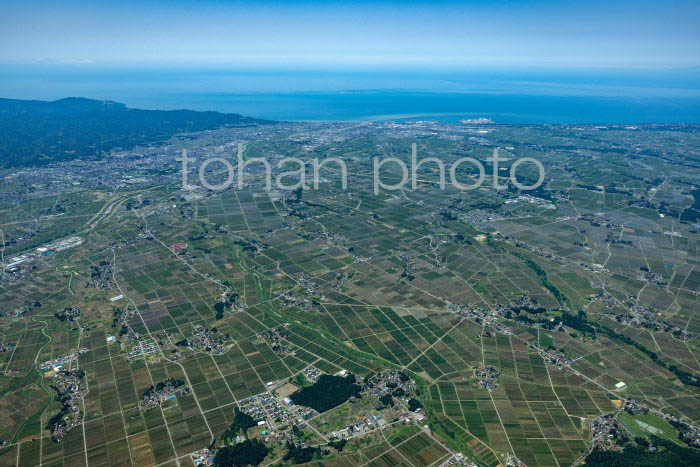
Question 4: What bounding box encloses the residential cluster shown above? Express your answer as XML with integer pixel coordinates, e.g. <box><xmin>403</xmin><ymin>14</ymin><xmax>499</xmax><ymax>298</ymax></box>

<box><xmin>300</xmin><ymin>365</ymin><xmax>323</xmax><ymax>384</ymax></box>
<box><xmin>141</xmin><ymin>378</ymin><xmax>190</xmax><ymax>410</ymax></box>
<box><xmin>472</xmin><ymin>365</ymin><xmax>500</xmax><ymax>391</ymax></box>
<box><xmin>239</xmin><ymin>391</ymin><xmax>317</xmax><ymax>431</ymax></box>
<box><xmin>54</xmin><ymin>305</ymin><xmax>81</xmax><ymax>323</ymax></box>
<box><xmin>640</xmin><ymin>271</ymin><xmax>668</xmax><ymax>290</ymax></box>
<box><xmin>590</xmin><ymin>413</ymin><xmax>625</xmax><ymax>450</ymax></box>
<box><xmin>127</xmin><ymin>337</ymin><xmax>159</xmax><ymax>358</ymax></box>
<box><xmin>87</xmin><ymin>260</ymin><xmax>115</xmax><ymax>289</ymax></box>
<box><xmin>258</xmin><ymin>325</ymin><xmax>295</xmax><ymax>356</ymax></box>
<box><xmin>0</xmin><ymin>303</ymin><xmax>36</xmax><ymax>318</ymax></box>
<box><xmin>177</xmin><ymin>326</ymin><xmax>231</xmax><ymax>355</ymax></box>
<box><xmin>505</xmin><ymin>452</ymin><xmax>527</xmax><ymax>466</ymax></box>
<box><xmin>441</xmin><ymin>452</ymin><xmax>478</xmax><ymax>466</ymax></box>
<box><xmin>281</xmin><ymin>291</ymin><xmax>322</xmax><ymax>313</ymax></box>
<box><xmin>39</xmin><ymin>349</ymin><xmax>90</xmax><ymax>373</ymax></box>
<box><xmin>615</xmin><ymin>303</ymin><xmax>694</xmax><ymax>341</ymax></box>
<box><xmin>46</xmin><ymin>369</ymin><xmax>86</xmax><ymax>442</ymax></box>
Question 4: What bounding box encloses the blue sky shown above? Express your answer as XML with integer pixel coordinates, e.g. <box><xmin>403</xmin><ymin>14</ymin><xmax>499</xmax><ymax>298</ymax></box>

<box><xmin>2</xmin><ymin>0</ymin><xmax>699</xmax><ymax>70</ymax></box>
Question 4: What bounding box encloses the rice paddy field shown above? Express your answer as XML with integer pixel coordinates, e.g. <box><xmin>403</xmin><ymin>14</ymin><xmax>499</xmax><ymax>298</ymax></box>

<box><xmin>0</xmin><ymin>123</ymin><xmax>699</xmax><ymax>466</ymax></box>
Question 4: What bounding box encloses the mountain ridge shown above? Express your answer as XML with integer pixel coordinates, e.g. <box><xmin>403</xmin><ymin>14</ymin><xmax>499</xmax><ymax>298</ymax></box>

<box><xmin>0</xmin><ymin>97</ymin><xmax>272</xmax><ymax>167</ymax></box>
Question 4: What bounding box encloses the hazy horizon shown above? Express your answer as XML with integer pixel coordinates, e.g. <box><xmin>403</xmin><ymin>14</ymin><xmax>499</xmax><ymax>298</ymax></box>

<box><xmin>3</xmin><ymin>1</ymin><xmax>699</xmax><ymax>123</ymax></box>
<box><xmin>2</xmin><ymin>66</ymin><xmax>700</xmax><ymax>123</ymax></box>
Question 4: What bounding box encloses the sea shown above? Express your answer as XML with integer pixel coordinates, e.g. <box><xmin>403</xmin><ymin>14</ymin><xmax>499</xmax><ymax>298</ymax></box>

<box><xmin>2</xmin><ymin>65</ymin><xmax>700</xmax><ymax>123</ymax></box>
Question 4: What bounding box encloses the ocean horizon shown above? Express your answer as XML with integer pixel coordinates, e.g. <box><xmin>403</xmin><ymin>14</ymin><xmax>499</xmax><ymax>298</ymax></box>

<box><xmin>2</xmin><ymin>66</ymin><xmax>700</xmax><ymax>123</ymax></box>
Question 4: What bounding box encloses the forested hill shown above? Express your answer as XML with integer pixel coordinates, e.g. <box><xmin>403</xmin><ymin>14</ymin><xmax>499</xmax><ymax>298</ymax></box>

<box><xmin>0</xmin><ymin>97</ymin><xmax>271</xmax><ymax>167</ymax></box>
